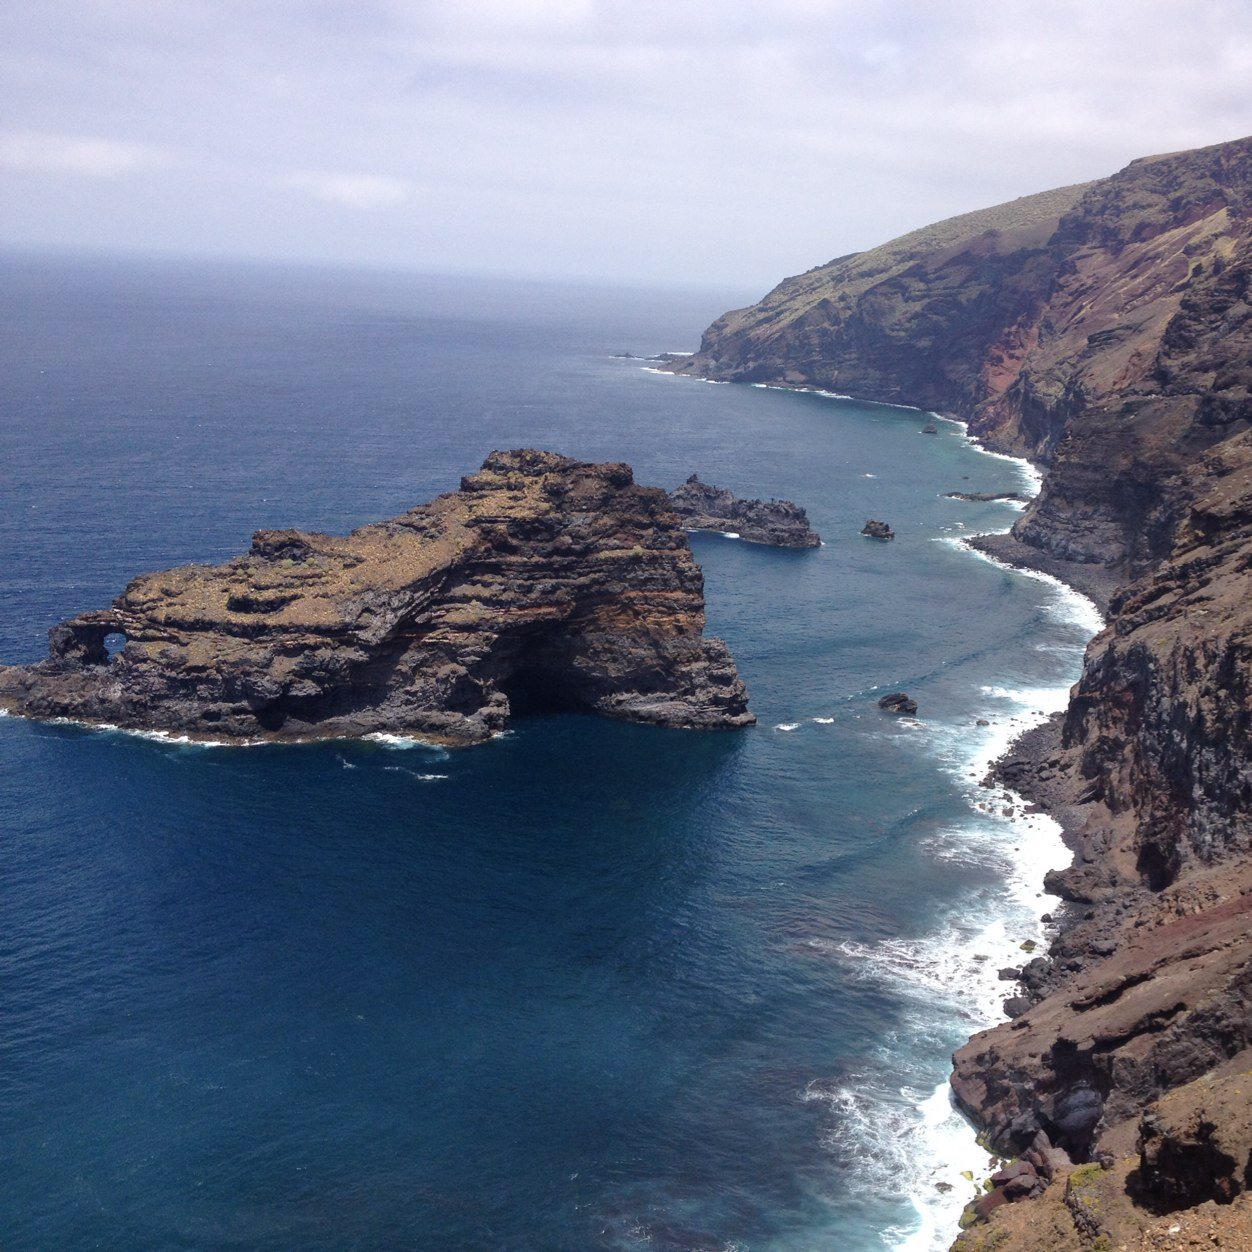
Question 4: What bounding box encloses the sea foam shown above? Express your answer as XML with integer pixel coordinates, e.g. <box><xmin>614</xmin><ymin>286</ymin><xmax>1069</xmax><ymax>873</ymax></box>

<box><xmin>830</xmin><ymin>472</ymin><xmax>1101</xmax><ymax>1247</ymax></box>
<box><xmin>362</xmin><ymin>731</ymin><xmax>450</xmax><ymax>754</ymax></box>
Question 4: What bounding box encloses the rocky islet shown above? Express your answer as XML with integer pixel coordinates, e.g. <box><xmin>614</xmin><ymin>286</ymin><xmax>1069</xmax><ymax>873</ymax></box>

<box><xmin>0</xmin><ymin>450</ymin><xmax>755</xmax><ymax>744</ymax></box>
<box><xmin>664</xmin><ymin>473</ymin><xmax>821</xmax><ymax>547</ymax></box>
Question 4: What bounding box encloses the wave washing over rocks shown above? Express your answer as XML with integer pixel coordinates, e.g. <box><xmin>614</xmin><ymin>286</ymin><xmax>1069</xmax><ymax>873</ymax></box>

<box><xmin>652</xmin><ymin>132</ymin><xmax>1252</xmax><ymax>1245</ymax></box>
<box><xmin>643</xmin><ymin>377</ymin><xmax>1105</xmax><ymax>1247</ymax></box>
<box><xmin>784</xmin><ymin>433</ymin><xmax>1103</xmax><ymax>1249</ymax></box>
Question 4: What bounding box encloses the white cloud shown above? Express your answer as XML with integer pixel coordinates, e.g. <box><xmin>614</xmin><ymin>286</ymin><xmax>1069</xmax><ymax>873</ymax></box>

<box><xmin>0</xmin><ymin>130</ymin><xmax>168</xmax><ymax>177</ymax></box>
<box><xmin>1</xmin><ymin>0</ymin><xmax>1251</xmax><ymax>283</ymax></box>
<box><xmin>283</xmin><ymin>169</ymin><xmax>414</xmax><ymax>211</ymax></box>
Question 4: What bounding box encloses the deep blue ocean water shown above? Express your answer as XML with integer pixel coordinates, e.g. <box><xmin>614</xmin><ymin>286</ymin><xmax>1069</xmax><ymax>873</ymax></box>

<box><xmin>0</xmin><ymin>253</ymin><xmax>1100</xmax><ymax>1251</ymax></box>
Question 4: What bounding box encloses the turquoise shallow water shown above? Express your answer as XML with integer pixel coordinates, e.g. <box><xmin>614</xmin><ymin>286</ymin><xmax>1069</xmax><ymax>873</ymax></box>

<box><xmin>0</xmin><ymin>254</ymin><xmax>1098</xmax><ymax>1250</ymax></box>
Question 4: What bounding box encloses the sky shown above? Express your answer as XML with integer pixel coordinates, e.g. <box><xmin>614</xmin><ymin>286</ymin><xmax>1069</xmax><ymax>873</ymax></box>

<box><xmin>3</xmin><ymin>0</ymin><xmax>1251</xmax><ymax>291</ymax></box>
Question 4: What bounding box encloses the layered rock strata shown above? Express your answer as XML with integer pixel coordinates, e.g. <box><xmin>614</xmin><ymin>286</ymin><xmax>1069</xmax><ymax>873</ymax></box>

<box><xmin>669</xmin><ymin>135</ymin><xmax>1252</xmax><ymax>583</ymax></box>
<box><xmin>0</xmin><ymin>450</ymin><xmax>754</xmax><ymax>743</ymax></box>
<box><xmin>669</xmin><ymin>135</ymin><xmax>1252</xmax><ymax>1247</ymax></box>
<box><xmin>665</xmin><ymin>475</ymin><xmax>821</xmax><ymax>547</ymax></box>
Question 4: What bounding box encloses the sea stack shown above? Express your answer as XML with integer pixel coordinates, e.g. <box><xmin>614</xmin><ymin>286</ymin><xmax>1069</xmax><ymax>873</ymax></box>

<box><xmin>666</xmin><ymin>474</ymin><xmax>821</xmax><ymax>547</ymax></box>
<box><xmin>877</xmin><ymin>692</ymin><xmax>918</xmax><ymax>715</ymax></box>
<box><xmin>0</xmin><ymin>450</ymin><xmax>755</xmax><ymax>744</ymax></box>
<box><xmin>861</xmin><ymin>519</ymin><xmax>894</xmax><ymax>540</ymax></box>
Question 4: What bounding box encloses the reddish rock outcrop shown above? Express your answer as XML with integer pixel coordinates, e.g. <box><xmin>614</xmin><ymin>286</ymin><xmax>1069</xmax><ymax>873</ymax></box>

<box><xmin>668</xmin><ymin>134</ymin><xmax>1252</xmax><ymax>1248</ymax></box>
<box><xmin>0</xmin><ymin>450</ymin><xmax>754</xmax><ymax>743</ymax></box>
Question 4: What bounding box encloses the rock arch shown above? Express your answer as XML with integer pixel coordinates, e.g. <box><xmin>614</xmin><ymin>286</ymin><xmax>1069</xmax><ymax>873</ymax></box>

<box><xmin>48</xmin><ymin>611</ymin><xmax>127</xmax><ymax>666</ymax></box>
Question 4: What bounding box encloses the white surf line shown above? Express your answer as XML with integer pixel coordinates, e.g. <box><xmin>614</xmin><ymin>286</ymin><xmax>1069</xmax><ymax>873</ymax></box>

<box><xmin>880</xmin><ymin>472</ymin><xmax>1103</xmax><ymax>1248</ymax></box>
<box><xmin>944</xmin><ymin>536</ymin><xmax>1106</xmax><ymax>638</ymax></box>
<box><xmin>32</xmin><ymin>716</ymin><xmax>242</xmax><ymax>748</ymax></box>
<box><xmin>640</xmin><ymin>366</ymin><xmax>730</xmax><ymax>383</ymax></box>
<box><xmin>6</xmin><ymin>712</ymin><xmax>456</xmax><ymax>756</ymax></box>
<box><xmin>362</xmin><ymin>731</ymin><xmax>450</xmax><ymax>754</ymax></box>
<box><xmin>939</xmin><ymin>415</ymin><xmax>1045</xmax><ymax>497</ymax></box>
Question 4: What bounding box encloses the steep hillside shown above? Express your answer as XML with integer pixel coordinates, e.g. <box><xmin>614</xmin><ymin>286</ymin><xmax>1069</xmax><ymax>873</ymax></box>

<box><xmin>671</xmin><ymin>136</ymin><xmax>1252</xmax><ymax>582</ymax></box>
<box><xmin>671</xmin><ymin>136</ymin><xmax>1252</xmax><ymax>1249</ymax></box>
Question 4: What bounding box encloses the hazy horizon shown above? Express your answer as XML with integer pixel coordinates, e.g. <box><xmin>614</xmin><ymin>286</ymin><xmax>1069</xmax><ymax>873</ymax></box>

<box><xmin>4</xmin><ymin>1</ymin><xmax>1251</xmax><ymax>289</ymax></box>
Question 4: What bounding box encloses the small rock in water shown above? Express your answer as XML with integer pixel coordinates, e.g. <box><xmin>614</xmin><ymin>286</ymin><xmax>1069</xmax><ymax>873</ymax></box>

<box><xmin>668</xmin><ymin>474</ymin><xmax>821</xmax><ymax>547</ymax></box>
<box><xmin>861</xmin><ymin>518</ymin><xmax>895</xmax><ymax>540</ymax></box>
<box><xmin>877</xmin><ymin>692</ymin><xmax>918</xmax><ymax>715</ymax></box>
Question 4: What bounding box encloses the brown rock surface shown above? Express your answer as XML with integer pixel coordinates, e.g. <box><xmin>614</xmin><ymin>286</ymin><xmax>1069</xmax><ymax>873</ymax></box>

<box><xmin>951</xmin><ymin>1064</ymin><xmax>1252</xmax><ymax>1252</ymax></box>
<box><xmin>665</xmin><ymin>134</ymin><xmax>1252</xmax><ymax>1248</ymax></box>
<box><xmin>0</xmin><ymin>450</ymin><xmax>754</xmax><ymax>744</ymax></box>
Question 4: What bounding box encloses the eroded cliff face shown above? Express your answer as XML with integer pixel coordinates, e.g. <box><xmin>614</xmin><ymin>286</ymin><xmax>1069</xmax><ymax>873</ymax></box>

<box><xmin>673</xmin><ymin>135</ymin><xmax>1252</xmax><ymax>1248</ymax></box>
<box><xmin>670</xmin><ymin>181</ymin><xmax>1092</xmax><ymax>426</ymax></box>
<box><xmin>671</xmin><ymin>135</ymin><xmax>1252</xmax><ymax>580</ymax></box>
<box><xmin>0</xmin><ymin>450</ymin><xmax>754</xmax><ymax>743</ymax></box>
<box><xmin>1064</xmin><ymin>431</ymin><xmax>1252</xmax><ymax>879</ymax></box>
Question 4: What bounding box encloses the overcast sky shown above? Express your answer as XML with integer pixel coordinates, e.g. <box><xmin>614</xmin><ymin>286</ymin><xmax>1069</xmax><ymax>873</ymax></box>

<box><xmin>3</xmin><ymin>1</ymin><xmax>1251</xmax><ymax>290</ymax></box>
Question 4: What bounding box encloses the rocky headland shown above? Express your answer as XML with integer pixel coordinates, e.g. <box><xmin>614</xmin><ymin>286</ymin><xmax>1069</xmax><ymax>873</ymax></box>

<box><xmin>668</xmin><ymin>135</ymin><xmax>1252</xmax><ymax>1248</ymax></box>
<box><xmin>665</xmin><ymin>474</ymin><xmax>821</xmax><ymax>547</ymax></box>
<box><xmin>0</xmin><ymin>450</ymin><xmax>754</xmax><ymax>744</ymax></box>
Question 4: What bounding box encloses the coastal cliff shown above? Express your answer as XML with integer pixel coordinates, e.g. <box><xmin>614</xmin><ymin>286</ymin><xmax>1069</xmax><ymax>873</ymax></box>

<box><xmin>0</xmin><ymin>450</ymin><xmax>753</xmax><ymax>743</ymax></box>
<box><xmin>670</xmin><ymin>136</ymin><xmax>1252</xmax><ymax>1247</ymax></box>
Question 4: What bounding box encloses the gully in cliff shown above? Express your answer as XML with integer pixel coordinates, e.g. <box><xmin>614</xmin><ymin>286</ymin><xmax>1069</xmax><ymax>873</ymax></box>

<box><xmin>0</xmin><ymin>450</ymin><xmax>755</xmax><ymax>745</ymax></box>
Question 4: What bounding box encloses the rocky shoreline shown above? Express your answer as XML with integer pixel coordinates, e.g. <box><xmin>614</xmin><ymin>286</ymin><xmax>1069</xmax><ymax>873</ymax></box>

<box><xmin>664</xmin><ymin>133</ymin><xmax>1252</xmax><ymax>1248</ymax></box>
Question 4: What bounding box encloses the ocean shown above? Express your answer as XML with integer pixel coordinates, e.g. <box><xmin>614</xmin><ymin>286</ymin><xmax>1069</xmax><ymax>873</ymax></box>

<box><xmin>0</xmin><ymin>253</ymin><xmax>1100</xmax><ymax>1251</ymax></box>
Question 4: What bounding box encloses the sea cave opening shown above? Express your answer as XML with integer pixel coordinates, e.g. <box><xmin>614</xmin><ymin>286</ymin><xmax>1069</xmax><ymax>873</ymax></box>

<box><xmin>496</xmin><ymin>638</ymin><xmax>589</xmax><ymax>718</ymax></box>
<box><xmin>103</xmin><ymin>632</ymin><xmax>127</xmax><ymax>662</ymax></box>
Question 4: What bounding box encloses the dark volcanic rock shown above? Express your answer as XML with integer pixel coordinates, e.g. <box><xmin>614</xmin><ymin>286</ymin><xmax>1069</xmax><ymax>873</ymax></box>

<box><xmin>665</xmin><ymin>475</ymin><xmax>820</xmax><ymax>547</ymax></box>
<box><xmin>663</xmin><ymin>133</ymin><xmax>1252</xmax><ymax>1248</ymax></box>
<box><xmin>0</xmin><ymin>450</ymin><xmax>755</xmax><ymax>744</ymax></box>
<box><xmin>877</xmin><ymin>692</ymin><xmax>918</xmax><ymax>715</ymax></box>
<box><xmin>1062</xmin><ymin>431</ymin><xmax>1252</xmax><ymax>876</ymax></box>
<box><xmin>861</xmin><ymin>519</ymin><xmax>895</xmax><ymax>540</ymax></box>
